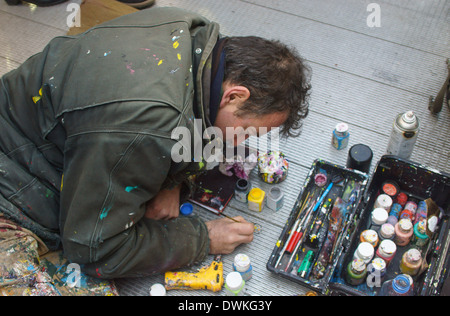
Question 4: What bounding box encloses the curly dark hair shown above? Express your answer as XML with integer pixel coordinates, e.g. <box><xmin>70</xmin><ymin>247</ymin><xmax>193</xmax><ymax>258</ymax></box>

<box><xmin>223</xmin><ymin>36</ymin><xmax>311</xmax><ymax>137</ymax></box>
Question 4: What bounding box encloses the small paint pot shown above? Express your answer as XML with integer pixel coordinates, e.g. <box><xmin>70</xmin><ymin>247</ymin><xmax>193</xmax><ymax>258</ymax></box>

<box><xmin>235</xmin><ymin>179</ymin><xmax>250</xmax><ymax>203</ymax></box>
<box><xmin>180</xmin><ymin>202</ymin><xmax>194</xmax><ymax>216</ymax></box>
<box><xmin>266</xmin><ymin>187</ymin><xmax>284</xmax><ymax>211</ymax></box>
<box><xmin>257</xmin><ymin>151</ymin><xmax>289</xmax><ymax>184</ymax></box>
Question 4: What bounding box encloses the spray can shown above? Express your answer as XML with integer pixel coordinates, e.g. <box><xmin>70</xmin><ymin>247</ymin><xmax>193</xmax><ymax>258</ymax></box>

<box><xmin>386</xmin><ymin>111</ymin><xmax>420</xmax><ymax>159</ymax></box>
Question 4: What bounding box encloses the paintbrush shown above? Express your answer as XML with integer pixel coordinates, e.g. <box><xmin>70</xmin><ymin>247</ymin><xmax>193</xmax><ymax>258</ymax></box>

<box><xmin>218</xmin><ymin>212</ymin><xmax>262</xmax><ymax>233</ymax></box>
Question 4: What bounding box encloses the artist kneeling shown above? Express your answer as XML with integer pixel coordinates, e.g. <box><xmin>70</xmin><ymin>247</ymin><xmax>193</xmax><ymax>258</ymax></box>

<box><xmin>0</xmin><ymin>7</ymin><xmax>311</xmax><ymax>279</ymax></box>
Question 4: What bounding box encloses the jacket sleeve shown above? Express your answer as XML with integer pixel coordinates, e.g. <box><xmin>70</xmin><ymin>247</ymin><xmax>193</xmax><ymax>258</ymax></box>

<box><xmin>59</xmin><ymin>120</ymin><xmax>209</xmax><ymax>279</ymax></box>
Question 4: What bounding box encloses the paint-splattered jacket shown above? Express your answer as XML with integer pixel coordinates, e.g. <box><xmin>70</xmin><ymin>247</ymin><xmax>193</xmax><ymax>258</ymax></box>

<box><xmin>0</xmin><ymin>7</ymin><xmax>220</xmax><ymax>278</ymax></box>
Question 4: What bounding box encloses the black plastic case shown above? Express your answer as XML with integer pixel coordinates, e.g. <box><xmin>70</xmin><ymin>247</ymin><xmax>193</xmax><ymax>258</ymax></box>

<box><xmin>267</xmin><ymin>156</ymin><xmax>450</xmax><ymax>296</ymax></box>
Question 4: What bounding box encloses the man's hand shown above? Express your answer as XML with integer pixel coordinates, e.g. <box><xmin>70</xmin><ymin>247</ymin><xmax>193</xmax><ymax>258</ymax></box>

<box><xmin>145</xmin><ymin>184</ymin><xmax>182</xmax><ymax>220</ymax></box>
<box><xmin>206</xmin><ymin>216</ymin><xmax>254</xmax><ymax>254</ymax></box>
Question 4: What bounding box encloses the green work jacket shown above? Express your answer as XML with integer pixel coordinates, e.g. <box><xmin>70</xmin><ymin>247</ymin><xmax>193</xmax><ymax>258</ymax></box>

<box><xmin>0</xmin><ymin>7</ymin><xmax>220</xmax><ymax>278</ymax></box>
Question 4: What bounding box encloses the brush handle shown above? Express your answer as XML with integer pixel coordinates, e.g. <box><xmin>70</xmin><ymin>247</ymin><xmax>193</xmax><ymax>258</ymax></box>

<box><xmin>312</xmin><ymin>183</ymin><xmax>334</xmax><ymax>213</ymax></box>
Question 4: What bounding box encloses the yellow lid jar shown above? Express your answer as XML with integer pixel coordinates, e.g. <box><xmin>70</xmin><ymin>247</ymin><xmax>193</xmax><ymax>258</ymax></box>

<box><xmin>248</xmin><ymin>188</ymin><xmax>265</xmax><ymax>212</ymax></box>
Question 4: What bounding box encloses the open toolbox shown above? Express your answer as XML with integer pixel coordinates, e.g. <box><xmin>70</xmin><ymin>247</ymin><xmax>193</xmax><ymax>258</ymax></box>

<box><xmin>267</xmin><ymin>156</ymin><xmax>450</xmax><ymax>296</ymax></box>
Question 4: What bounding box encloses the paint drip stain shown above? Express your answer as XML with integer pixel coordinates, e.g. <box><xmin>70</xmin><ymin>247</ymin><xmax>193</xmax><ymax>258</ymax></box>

<box><xmin>100</xmin><ymin>206</ymin><xmax>112</xmax><ymax>220</ymax></box>
<box><xmin>126</xmin><ymin>62</ymin><xmax>135</xmax><ymax>75</ymax></box>
<box><xmin>125</xmin><ymin>186</ymin><xmax>138</xmax><ymax>193</ymax></box>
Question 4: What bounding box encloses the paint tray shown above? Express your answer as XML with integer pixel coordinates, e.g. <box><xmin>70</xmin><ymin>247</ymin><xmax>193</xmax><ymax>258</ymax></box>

<box><xmin>267</xmin><ymin>156</ymin><xmax>450</xmax><ymax>295</ymax></box>
<box><xmin>266</xmin><ymin>159</ymin><xmax>369</xmax><ymax>294</ymax></box>
<box><xmin>328</xmin><ymin>155</ymin><xmax>450</xmax><ymax>296</ymax></box>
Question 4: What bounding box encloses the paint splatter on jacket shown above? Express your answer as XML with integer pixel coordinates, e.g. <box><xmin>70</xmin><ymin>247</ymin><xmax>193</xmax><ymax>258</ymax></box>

<box><xmin>0</xmin><ymin>7</ymin><xmax>220</xmax><ymax>278</ymax></box>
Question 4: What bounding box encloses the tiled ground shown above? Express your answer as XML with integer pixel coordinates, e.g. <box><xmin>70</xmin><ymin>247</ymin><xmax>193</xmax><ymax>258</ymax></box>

<box><xmin>1</xmin><ymin>0</ymin><xmax>449</xmax><ymax>296</ymax></box>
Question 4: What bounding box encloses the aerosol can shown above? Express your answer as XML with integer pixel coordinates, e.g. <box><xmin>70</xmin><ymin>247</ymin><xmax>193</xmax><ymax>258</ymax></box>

<box><xmin>386</xmin><ymin>111</ymin><xmax>420</xmax><ymax>160</ymax></box>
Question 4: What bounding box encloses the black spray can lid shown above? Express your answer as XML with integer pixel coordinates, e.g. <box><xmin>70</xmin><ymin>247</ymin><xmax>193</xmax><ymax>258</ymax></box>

<box><xmin>347</xmin><ymin>144</ymin><xmax>373</xmax><ymax>174</ymax></box>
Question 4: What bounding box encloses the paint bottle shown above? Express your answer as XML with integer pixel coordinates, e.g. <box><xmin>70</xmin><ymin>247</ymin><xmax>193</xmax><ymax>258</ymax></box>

<box><xmin>370</xmin><ymin>208</ymin><xmax>389</xmax><ymax>232</ymax></box>
<box><xmin>379</xmin><ymin>223</ymin><xmax>396</xmax><ymax>241</ymax></box>
<box><xmin>360</xmin><ymin>230</ymin><xmax>379</xmax><ymax>248</ymax></box>
<box><xmin>149</xmin><ymin>284</ymin><xmax>166</xmax><ymax>296</ymax></box>
<box><xmin>380</xmin><ymin>275</ymin><xmax>413</xmax><ymax>296</ymax></box>
<box><xmin>386</xmin><ymin>111</ymin><xmax>420</xmax><ymax>160</ymax></box>
<box><xmin>248</xmin><ymin>188</ymin><xmax>265</xmax><ymax>212</ymax></box>
<box><xmin>412</xmin><ymin>220</ymin><xmax>429</xmax><ymax>247</ymax></box>
<box><xmin>232</xmin><ymin>254</ymin><xmax>253</xmax><ymax>282</ymax></box>
<box><xmin>376</xmin><ymin>239</ymin><xmax>397</xmax><ymax>266</ymax></box>
<box><xmin>354</xmin><ymin>242</ymin><xmax>375</xmax><ymax>264</ymax></box>
<box><xmin>389</xmin><ymin>203</ymin><xmax>403</xmax><ymax>218</ymax></box>
<box><xmin>396</xmin><ymin>192</ymin><xmax>408</xmax><ymax>208</ymax></box>
<box><xmin>180</xmin><ymin>202</ymin><xmax>194</xmax><ymax>216</ymax></box>
<box><xmin>414</xmin><ymin>201</ymin><xmax>427</xmax><ymax>225</ymax></box>
<box><xmin>235</xmin><ymin>179</ymin><xmax>250</xmax><ymax>203</ymax></box>
<box><xmin>394</xmin><ymin>219</ymin><xmax>414</xmax><ymax>246</ymax></box>
<box><xmin>400</xmin><ymin>248</ymin><xmax>423</xmax><ymax>276</ymax></box>
<box><xmin>346</xmin><ymin>258</ymin><xmax>368</xmax><ymax>286</ymax></box>
<box><xmin>374</xmin><ymin>194</ymin><xmax>393</xmax><ymax>212</ymax></box>
<box><xmin>400</xmin><ymin>200</ymin><xmax>417</xmax><ymax>222</ymax></box>
<box><xmin>266</xmin><ymin>187</ymin><xmax>284</xmax><ymax>211</ymax></box>
<box><xmin>224</xmin><ymin>272</ymin><xmax>246</xmax><ymax>296</ymax></box>
<box><xmin>367</xmin><ymin>258</ymin><xmax>387</xmax><ymax>288</ymax></box>
<box><xmin>381</xmin><ymin>180</ymin><xmax>400</xmax><ymax>198</ymax></box>
<box><xmin>332</xmin><ymin>123</ymin><xmax>350</xmax><ymax>150</ymax></box>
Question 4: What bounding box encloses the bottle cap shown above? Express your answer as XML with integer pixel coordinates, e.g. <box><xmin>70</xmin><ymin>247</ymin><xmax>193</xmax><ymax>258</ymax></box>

<box><xmin>379</xmin><ymin>239</ymin><xmax>397</xmax><ymax>257</ymax></box>
<box><xmin>150</xmin><ymin>284</ymin><xmax>166</xmax><ymax>296</ymax></box>
<box><xmin>356</xmin><ymin>242</ymin><xmax>374</xmax><ymax>262</ymax></box>
<box><xmin>351</xmin><ymin>258</ymin><xmax>367</xmax><ymax>273</ymax></box>
<box><xmin>405</xmin><ymin>248</ymin><xmax>422</xmax><ymax>264</ymax></box>
<box><xmin>392</xmin><ymin>275</ymin><xmax>411</xmax><ymax>294</ymax></box>
<box><xmin>380</xmin><ymin>223</ymin><xmax>395</xmax><ymax>239</ymax></box>
<box><xmin>346</xmin><ymin>144</ymin><xmax>373</xmax><ymax>174</ymax></box>
<box><xmin>234</xmin><ymin>254</ymin><xmax>251</xmax><ymax>272</ymax></box>
<box><xmin>398</xmin><ymin>218</ymin><xmax>413</xmax><ymax>233</ymax></box>
<box><xmin>372</xmin><ymin>208</ymin><xmax>389</xmax><ymax>225</ymax></box>
<box><xmin>179</xmin><ymin>203</ymin><xmax>193</xmax><ymax>216</ymax></box>
<box><xmin>249</xmin><ymin>188</ymin><xmax>264</xmax><ymax>200</ymax></box>
<box><xmin>374</xmin><ymin>195</ymin><xmax>393</xmax><ymax>211</ymax></box>
<box><xmin>226</xmin><ymin>272</ymin><xmax>244</xmax><ymax>291</ymax></box>
<box><xmin>361</xmin><ymin>230</ymin><xmax>379</xmax><ymax>246</ymax></box>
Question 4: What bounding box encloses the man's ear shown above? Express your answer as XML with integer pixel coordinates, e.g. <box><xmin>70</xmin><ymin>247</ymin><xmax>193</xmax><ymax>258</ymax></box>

<box><xmin>220</xmin><ymin>85</ymin><xmax>250</xmax><ymax>108</ymax></box>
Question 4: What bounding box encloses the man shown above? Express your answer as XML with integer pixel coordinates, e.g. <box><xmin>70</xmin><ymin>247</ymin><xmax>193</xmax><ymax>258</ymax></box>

<box><xmin>0</xmin><ymin>7</ymin><xmax>311</xmax><ymax>279</ymax></box>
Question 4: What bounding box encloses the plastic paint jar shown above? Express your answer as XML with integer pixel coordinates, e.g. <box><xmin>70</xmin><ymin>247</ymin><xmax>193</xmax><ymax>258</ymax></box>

<box><xmin>374</xmin><ymin>194</ymin><xmax>393</xmax><ymax>212</ymax></box>
<box><xmin>376</xmin><ymin>239</ymin><xmax>397</xmax><ymax>266</ymax></box>
<box><xmin>379</xmin><ymin>223</ymin><xmax>396</xmax><ymax>241</ymax></box>
<box><xmin>400</xmin><ymin>248</ymin><xmax>423</xmax><ymax>276</ymax></box>
<box><xmin>380</xmin><ymin>275</ymin><xmax>413</xmax><ymax>296</ymax></box>
<box><xmin>389</xmin><ymin>203</ymin><xmax>403</xmax><ymax>218</ymax></box>
<box><xmin>149</xmin><ymin>284</ymin><xmax>166</xmax><ymax>296</ymax></box>
<box><xmin>396</xmin><ymin>192</ymin><xmax>408</xmax><ymax>207</ymax></box>
<box><xmin>180</xmin><ymin>202</ymin><xmax>194</xmax><ymax>216</ymax></box>
<box><xmin>266</xmin><ymin>187</ymin><xmax>284</xmax><ymax>211</ymax></box>
<box><xmin>412</xmin><ymin>220</ymin><xmax>429</xmax><ymax>247</ymax></box>
<box><xmin>400</xmin><ymin>201</ymin><xmax>418</xmax><ymax>221</ymax></box>
<box><xmin>235</xmin><ymin>179</ymin><xmax>250</xmax><ymax>203</ymax></box>
<box><xmin>346</xmin><ymin>258</ymin><xmax>368</xmax><ymax>286</ymax></box>
<box><xmin>394</xmin><ymin>219</ymin><xmax>414</xmax><ymax>247</ymax></box>
<box><xmin>225</xmin><ymin>272</ymin><xmax>246</xmax><ymax>296</ymax></box>
<box><xmin>414</xmin><ymin>201</ymin><xmax>427</xmax><ymax>225</ymax></box>
<box><xmin>354</xmin><ymin>242</ymin><xmax>375</xmax><ymax>264</ymax></box>
<box><xmin>248</xmin><ymin>188</ymin><xmax>265</xmax><ymax>212</ymax></box>
<box><xmin>232</xmin><ymin>254</ymin><xmax>253</xmax><ymax>282</ymax></box>
<box><xmin>370</xmin><ymin>208</ymin><xmax>389</xmax><ymax>232</ymax></box>
<box><xmin>332</xmin><ymin>123</ymin><xmax>350</xmax><ymax>150</ymax></box>
<box><xmin>360</xmin><ymin>230</ymin><xmax>379</xmax><ymax>247</ymax></box>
